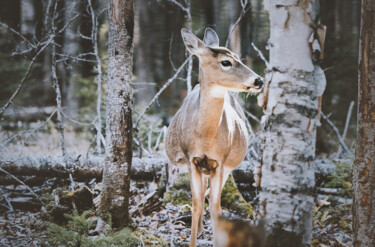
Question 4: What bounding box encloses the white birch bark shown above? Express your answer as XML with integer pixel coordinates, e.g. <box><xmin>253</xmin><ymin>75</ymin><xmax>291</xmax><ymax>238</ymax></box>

<box><xmin>259</xmin><ymin>1</ymin><xmax>326</xmax><ymax>246</ymax></box>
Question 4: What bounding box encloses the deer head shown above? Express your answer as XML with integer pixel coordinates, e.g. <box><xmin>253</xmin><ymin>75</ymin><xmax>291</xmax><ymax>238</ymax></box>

<box><xmin>181</xmin><ymin>28</ymin><xmax>263</xmax><ymax>96</ymax></box>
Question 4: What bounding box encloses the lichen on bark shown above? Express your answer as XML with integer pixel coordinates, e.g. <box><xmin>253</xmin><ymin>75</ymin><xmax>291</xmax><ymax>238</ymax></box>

<box><xmin>97</xmin><ymin>0</ymin><xmax>134</xmax><ymax>228</ymax></box>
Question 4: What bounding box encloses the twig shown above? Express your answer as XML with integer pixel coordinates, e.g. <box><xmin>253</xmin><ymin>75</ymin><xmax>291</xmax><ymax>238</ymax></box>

<box><xmin>1</xmin><ymin>109</ymin><xmax>57</xmax><ymax>146</ymax></box>
<box><xmin>225</xmin><ymin>0</ymin><xmax>252</xmax><ymax>48</ymax></box>
<box><xmin>86</xmin><ymin>134</ymin><xmax>97</xmax><ymax>158</ymax></box>
<box><xmin>0</xmin><ymin>167</ymin><xmax>45</xmax><ymax>207</ymax></box>
<box><xmin>244</xmin><ymin>109</ymin><xmax>260</xmax><ymax>123</ymax></box>
<box><xmin>321</xmin><ymin>112</ymin><xmax>354</xmax><ymax>157</ymax></box>
<box><xmin>251</xmin><ymin>42</ymin><xmax>269</xmax><ymax>67</ymax></box>
<box><xmin>169</xmin><ymin>34</ymin><xmax>176</xmax><ymax>71</ymax></box>
<box><xmin>2</xmin><ymin>194</ymin><xmax>14</xmax><ymax>213</ymax></box>
<box><xmin>60</xmin><ymin>108</ymin><xmax>97</xmax><ymax>126</ymax></box>
<box><xmin>134</xmin><ymin>55</ymin><xmax>191</xmax><ymax>128</ymax></box>
<box><xmin>140</xmin><ymin>236</ymin><xmax>145</xmax><ymax>247</ymax></box>
<box><xmin>0</xmin><ymin>21</ymin><xmax>35</xmax><ymax>49</ymax></box>
<box><xmin>88</xmin><ymin>0</ymin><xmax>104</xmax><ymax>154</ymax></box>
<box><xmin>0</xmin><ymin>35</ymin><xmax>55</xmax><ymax>118</ymax></box>
<box><xmin>51</xmin><ymin>1</ymin><xmax>67</xmax><ymax>158</ymax></box>
<box><xmin>147</xmin><ymin>125</ymin><xmax>153</xmax><ymax>154</ymax></box>
<box><xmin>168</xmin><ymin>0</ymin><xmax>193</xmax><ymax>93</ymax></box>
<box><xmin>153</xmin><ymin>127</ymin><xmax>166</xmax><ymax>151</ymax></box>
<box><xmin>336</xmin><ymin>101</ymin><xmax>354</xmax><ymax>157</ymax></box>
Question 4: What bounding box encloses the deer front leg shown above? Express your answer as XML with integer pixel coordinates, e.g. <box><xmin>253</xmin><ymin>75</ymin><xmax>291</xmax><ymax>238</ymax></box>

<box><xmin>198</xmin><ymin>176</ymin><xmax>208</xmax><ymax>234</ymax></box>
<box><xmin>209</xmin><ymin>165</ymin><xmax>223</xmax><ymax>246</ymax></box>
<box><xmin>189</xmin><ymin>164</ymin><xmax>203</xmax><ymax>247</ymax></box>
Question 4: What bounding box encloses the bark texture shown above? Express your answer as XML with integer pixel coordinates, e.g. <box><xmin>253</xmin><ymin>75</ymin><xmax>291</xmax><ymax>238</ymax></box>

<box><xmin>259</xmin><ymin>1</ymin><xmax>326</xmax><ymax>246</ymax></box>
<box><xmin>97</xmin><ymin>0</ymin><xmax>134</xmax><ymax>228</ymax></box>
<box><xmin>353</xmin><ymin>0</ymin><xmax>375</xmax><ymax>246</ymax></box>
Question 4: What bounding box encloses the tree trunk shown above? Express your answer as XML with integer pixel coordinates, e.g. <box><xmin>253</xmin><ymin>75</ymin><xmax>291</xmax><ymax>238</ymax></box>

<box><xmin>353</xmin><ymin>0</ymin><xmax>375</xmax><ymax>246</ymax></box>
<box><xmin>20</xmin><ymin>0</ymin><xmax>35</xmax><ymax>40</ymax></box>
<box><xmin>97</xmin><ymin>0</ymin><xmax>134</xmax><ymax>228</ymax></box>
<box><xmin>259</xmin><ymin>1</ymin><xmax>326</xmax><ymax>246</ymax></box>
<box><xmin>63</xmin><ymin>0</ymin><xmax>81</xmax><ymax>117</ymax></box>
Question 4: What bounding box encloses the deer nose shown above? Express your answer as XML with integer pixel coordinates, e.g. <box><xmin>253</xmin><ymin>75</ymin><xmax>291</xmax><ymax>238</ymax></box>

<box><xmin>254</xmin><ymin>77</ymin><xmax>264</xmax><ymax>87</ymax></box>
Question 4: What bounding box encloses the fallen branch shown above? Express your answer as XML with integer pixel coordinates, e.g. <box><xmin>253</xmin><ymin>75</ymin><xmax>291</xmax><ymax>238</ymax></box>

<box><xmin>0</xmin><ymin>155</ymin><xmax>337</xmax><ymax>186</ymax></box>
<box><xmin>0</xmin><ymin>167</ymin><xmax>45</xmax><ymax>207</ymax></box>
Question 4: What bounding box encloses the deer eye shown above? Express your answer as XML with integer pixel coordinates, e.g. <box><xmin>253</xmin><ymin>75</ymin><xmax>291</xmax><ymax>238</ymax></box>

<box><xmin>221</xmin><ymin>60</ymin><xmax>232</xmax><ymax>67</ymax></box>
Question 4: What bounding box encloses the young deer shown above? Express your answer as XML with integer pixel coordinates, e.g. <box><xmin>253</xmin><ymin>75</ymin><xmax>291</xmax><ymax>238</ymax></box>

<box><xmin>165</xmin><ymin>28</ymin><xmax>263</xmax><ymax>247</ymax></box>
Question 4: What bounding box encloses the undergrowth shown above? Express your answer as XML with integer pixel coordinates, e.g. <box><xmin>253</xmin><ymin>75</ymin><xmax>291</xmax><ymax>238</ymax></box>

<box><xmin>40</xmin><ymin>210</ymin><xmax>139</xmax><ymax>247</ymax></box>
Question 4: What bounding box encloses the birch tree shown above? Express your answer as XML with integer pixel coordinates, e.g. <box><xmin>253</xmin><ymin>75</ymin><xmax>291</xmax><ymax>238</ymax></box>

<box><xmin>353</xmin><ymin>0</ymin><xmax>375</xmax><ymax>246</ymax></box>
<box><xmin>97</xmin><ymin>0</ymin><xmax>134</xmax><ymax>228</ymax></box>
<box><xmin>259</xmin><ymin>1</ymin><xmax>326</xmax><ymax>246</ymax></box>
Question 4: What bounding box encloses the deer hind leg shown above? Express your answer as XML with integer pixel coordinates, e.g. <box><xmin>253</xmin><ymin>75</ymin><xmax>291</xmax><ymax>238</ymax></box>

<box><xmin>205</xmin><ymin>166</ymin><xmax>231</xmax><ymax>200</ymax></box>
<box><xmin>189</xmin><ymin>164</ymin><xmax>203</xmax><ymax>247</ymax></box>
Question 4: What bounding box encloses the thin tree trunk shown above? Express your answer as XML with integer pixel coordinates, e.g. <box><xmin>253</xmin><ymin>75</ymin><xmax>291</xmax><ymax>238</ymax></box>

<box><xmin>97</xmin><ymin>0</ymin><xmax>134</xmax><ymax>228</ymax></box>
<box><xmin>20</xmin><ymin>0</ymin><xmax>35</xmax><ymax>45</ymax></box>
<box><xmin>353</xmin><ymin>0</ymin><xmax>375</xmax><ymax>246</ymax></box>
<box><xmin>64</xmin><ymin>0</ymin><xmax>81</xmax><ymax>118</ymax></box>
<box><xmin>259</xmin><ymin>1</ymin><xmax>326</xmax><ymax>246</ymax></box>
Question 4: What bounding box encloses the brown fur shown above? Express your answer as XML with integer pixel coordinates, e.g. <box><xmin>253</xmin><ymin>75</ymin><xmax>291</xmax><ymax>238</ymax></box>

<box><xmin>165</xmin><ymin>28</ymin><xmax>262</xmax><ymax>247</ymax></box>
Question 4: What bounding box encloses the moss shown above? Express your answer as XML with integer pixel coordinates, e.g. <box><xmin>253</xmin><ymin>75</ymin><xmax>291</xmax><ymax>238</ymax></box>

<box><xmin>163</xmin><ymin>173</ymin><xmax>192</xmax><ymax>206</ymax></box>
<box><xmin>322</xmin><ymin>159</ymin><xmax>353</xmax><ymax>197</ymax></box>
<box><xmin>133</xmin><ymin>230</ymin><xmax>168</xmax><ymax>247</ymax></box>
<box><xmin>93</xmin><ymin>228</ymin><xmax>140</xmax><ymax>247</ymax></box>
<box><xmin>221</xmin><ymin>174</ymin><xmax>254</xmax><ymax>217</ymax></box>
<box><xmin>163</xmin><ymin>189</ymin><xmax>191</xmax><ymax>206</ymax></box>
<box><xmin>40</xmin><ymin>210</ymin><xmax>140</xmax><ymax>247</ymax></box>
<box><xmin>173</xmin><ymin>173</ymin><xmax>190</xmax><ymax>190</ymax></box>
<box><xmin>163</xmin><ymin>173</ymin><xmax>253</xmax><ymax>216</ymax></box>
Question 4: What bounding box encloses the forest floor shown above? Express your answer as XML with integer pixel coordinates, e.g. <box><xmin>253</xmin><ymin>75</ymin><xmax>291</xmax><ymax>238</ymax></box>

<box><xmin>0</xmin><ymin>129</ymin><xmax>354</xmax><ymax>246</ymax></box>
<box><xmin>0</xmin><ymin>176</ymin><xmax>353</xmax><ymax>247</ymax></box>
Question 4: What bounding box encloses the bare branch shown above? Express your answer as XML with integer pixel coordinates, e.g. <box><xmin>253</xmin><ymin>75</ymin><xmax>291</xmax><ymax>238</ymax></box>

<box><xmin>244</xmin><ymin>109</ymin><xmax>260</xmax><ymax>123</ymax></box>
<box><xmin>0</xmin><ymin>167</ymin><xmax>45</xmax><ymax>207</ymax></box>
<box><xmin>168</xmin><ymin>0</ymin><xmax>188</xmax><ymax>13</ymax></box>
<box><xmin>88</xmin><ymin>0</ymin><xmax>104</xmax><ymax>154</ymax></box>
<box><xmin>168</xmin><ymin>0</ymin><xmax>193</xmax><ymax>93</ymax></box>
<box><xmin>251</xmin><ymin>42</ymin><xmax>269</xmax><ymax>67</ymax></box>
<box><xmin>0</xmin><ymin>35</ymin><xmax>55</xmax><ymax>119</ymax></box>
<box><xmin>225</xmin><ymin>0</ymin><xmax>252</xmax><ymax>48</ymax></box>
<box><xmin>336</xmin><ymin>101</ymin><xmax>355</xmax><ymax>157</ymax></box>
<box><xmin>51</xmin><ymin>3</ymin><xmax>67</xmax><ymax>157</ymax></box>
<box><xmin>169</xmin><ymin>34</ymin><xmax>177</xmax><ymax>71</ymax></box>
<box><xmin>60</xmin><ymin>109</ymin><xmax>97</xmax><ymax>126</ymax></box>
<box><xmin>0</xmin><ymin>21</ymin><xmax>35</xmax><ymax>49</ymax></box>
<box><xmin>321</xmin><ymin>112</ymin><xmax>354</xmax><ymax>157</ymax></box>
<box><xmin>134</xmin><ymin>55</ymin><xmax>192</xmax><ymax>128</ymax></box>
<box><xmin>1</xmin><ymin>109</ymin><xmax>57</xmax><ymax>146</ymax></box>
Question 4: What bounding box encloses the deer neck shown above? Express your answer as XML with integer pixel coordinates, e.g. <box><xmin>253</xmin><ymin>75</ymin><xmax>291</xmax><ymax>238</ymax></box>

<box><xmin>197</xmin><ymin>67</ymin><xmax>226</xmax><ymax>139</ymax></box>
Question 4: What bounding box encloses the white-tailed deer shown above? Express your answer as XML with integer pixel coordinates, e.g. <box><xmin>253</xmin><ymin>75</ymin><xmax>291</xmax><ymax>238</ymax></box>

<box><xmin>165</xmin><ymin>28</ymin><xmax>263</xmax><ymax>247</ymax></box>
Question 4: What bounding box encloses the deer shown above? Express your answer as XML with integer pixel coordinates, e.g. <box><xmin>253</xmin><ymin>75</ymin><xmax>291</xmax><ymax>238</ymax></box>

<box><xmin>165</xmin><ymin>27</ymin><xmax>263</xmax><ymax>247</ymax></box>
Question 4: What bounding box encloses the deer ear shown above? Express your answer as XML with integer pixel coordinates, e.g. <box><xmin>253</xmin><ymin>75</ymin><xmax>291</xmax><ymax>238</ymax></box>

<box><xmin>181</xmin><ymin>28</ymin><xmax>206</xmax><ymax>55</ymax></box>
<box><xmin>203</xmin><ymin>28</ymin><xmax>219</xmax><ymax>47</ymax></box>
